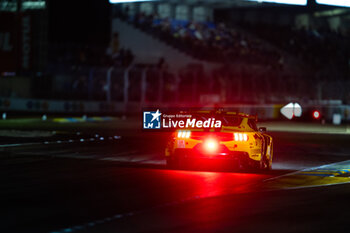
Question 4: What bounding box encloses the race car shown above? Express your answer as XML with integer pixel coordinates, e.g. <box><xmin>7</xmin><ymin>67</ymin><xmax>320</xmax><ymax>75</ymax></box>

<box><xmin>165</xmin><ymin>111</ymin><xmax>273</xmax><ymax>171</ymax></box>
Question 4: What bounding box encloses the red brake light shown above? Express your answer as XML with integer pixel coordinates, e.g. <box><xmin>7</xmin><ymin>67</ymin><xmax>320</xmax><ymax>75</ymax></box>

<box><xmin>204</xmin><ymin>139</ymin><xmax>218</xmax><ymax>152</ymax></box>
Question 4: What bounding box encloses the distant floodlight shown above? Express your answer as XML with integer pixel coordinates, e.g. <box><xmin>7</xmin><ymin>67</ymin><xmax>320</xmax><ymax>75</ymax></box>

<box><xmin>280</xmin><ymin>102</ymin><xmax>303</xmax><ymax>120</ymax></box>
<box><xmin>316</xmin><ymin>0</ymin><xmax>350</xmax><ymax>7</ymax></box>
<box><xmin>109</xmin><ymin>0</ymin><xmax>158</xmax><ymax>3</ymax></box>
<box><xmin>248</xmin><ymin>0</ymin><xmax>307</xmax><ymax>5</ymax></box>
<box><xmin>294</xmin><ymin>103</ymin><xmax>302</xmax><ymax>117</ymax></box>
<box><xmin>280</xmin><ymin>103</ymin><xmax>294</xmax><ymax>120</ymax></box>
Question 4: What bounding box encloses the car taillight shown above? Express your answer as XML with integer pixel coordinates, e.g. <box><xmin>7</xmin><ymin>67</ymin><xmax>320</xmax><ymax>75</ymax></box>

<box><xmin>234</xmin><ymin>133</ymin><xmax>249</xmax><ymax>141</ymax></box>
<box><xmin>177</xmin><ymin>130</ymin><xmax>191</xmax><ymax>139</ymax></box>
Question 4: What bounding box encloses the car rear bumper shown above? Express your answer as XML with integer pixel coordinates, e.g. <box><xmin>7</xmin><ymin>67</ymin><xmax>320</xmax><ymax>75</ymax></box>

<box><xmin>174</xmin><ymin>148</ymin><xmax>250</xmax><ymax>161</ymax></box>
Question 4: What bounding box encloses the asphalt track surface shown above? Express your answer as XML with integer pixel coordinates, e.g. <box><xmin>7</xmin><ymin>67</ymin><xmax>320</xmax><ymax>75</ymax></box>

<box><xmin>2</xmin><ymin>128</ymin><xmax>350</xmax><ymax>233</ymax></box>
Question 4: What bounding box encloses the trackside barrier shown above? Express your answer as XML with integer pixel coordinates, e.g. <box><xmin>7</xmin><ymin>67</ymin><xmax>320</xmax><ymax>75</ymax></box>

<box><xmin>0</xmin><ymin>98</ymin><xmax>124</xmax><ymax>113</ymax></box>
<box><xmin>0</xmin><ymin>98</ymin><xmax>279</xmax><ymax>117</ymax></box>
<box><xmin>1</xmin><ymin>97</ymin><xmax>350</xmax><ymax>122</ymax></box>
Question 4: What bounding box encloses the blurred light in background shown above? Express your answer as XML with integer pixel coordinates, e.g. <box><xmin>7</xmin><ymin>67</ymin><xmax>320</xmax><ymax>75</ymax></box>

<box><xmin>316</xmin><ymin>0</ymin><xmax>350</xmax><ymax>7</ymax></box>
<box><xmin>281</xmin><ymin>103</ymin><xmax>294</xmax><ymax>120</ymax></box>
<box><xmin>109</xmin><ymin>0</ymin><xmax>158</xmax><ymax>3</ymax></box>
<box><xmin>248</xmin><ymin>0</ymin><xmax>307</xmax><ymax>5</ymax></box>
<box><xmin>313</xmin><ymin>110</ymin><xmax>321</xmax><ymax>120</ymax></box>
<box><xmin>280</xmin><ymin>102</ymin><xmax>303</xmax><ymax>120</ymax></box>
<box><xmin>0</xmin><ymin>0</ymin><xmax>46</xmax><ymax>11</ymax></box>
<box><xmin>294</xmin><ymin>103</ymin><xmax>302</xmax><ymax>117</ymax></box>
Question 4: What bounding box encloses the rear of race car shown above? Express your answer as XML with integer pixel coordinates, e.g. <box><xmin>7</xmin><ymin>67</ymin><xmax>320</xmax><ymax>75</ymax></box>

<box><xmin>165</xmin><ymin>128</ymin><xmax>271</xmax><ymax>170</ymax></box>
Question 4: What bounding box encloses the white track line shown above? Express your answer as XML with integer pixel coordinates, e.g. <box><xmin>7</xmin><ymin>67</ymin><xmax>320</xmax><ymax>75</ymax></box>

<box><xmin>0</xmin><ymin>135</ymin><xmax>121</xmax><ymax>149</ymax></box>
<box><xmin>263</xmin><ymin>159</ymin><xmax>350</xmax><ymax>182</ymax></box>
<box><xmin>262</xmin><ymin>159</ymin><xmax>350</xmax><ymax>192</ymax></box>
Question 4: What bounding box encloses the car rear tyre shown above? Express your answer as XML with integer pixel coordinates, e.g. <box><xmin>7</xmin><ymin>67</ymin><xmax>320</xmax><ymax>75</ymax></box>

<box><xmin>261</xmin><ymin>143</ymin><xmax>272</xmax><ymax>171</ymax></box>
<box><xmin>262</xmin><ymin>155</ymin><xmax>270</xmax><ymax>171</ymax></box>
<box><xmin>266</xmin><ymin>143</ymin><xmax>273</xmax><ymax>170</ymax></box>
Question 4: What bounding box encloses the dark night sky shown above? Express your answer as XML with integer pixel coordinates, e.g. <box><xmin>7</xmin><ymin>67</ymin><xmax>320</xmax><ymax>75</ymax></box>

<box><xmin>48</xmin><ymin>0</ymin><xmax>111</xmax><ymax>47</ymax></box>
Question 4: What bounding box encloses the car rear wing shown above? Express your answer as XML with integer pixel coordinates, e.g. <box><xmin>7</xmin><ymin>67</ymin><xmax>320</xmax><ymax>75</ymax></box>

<box><xmin>179</xmin><ymin>110</ymin><xmax>258</xmax><ymax>121</ymax></box>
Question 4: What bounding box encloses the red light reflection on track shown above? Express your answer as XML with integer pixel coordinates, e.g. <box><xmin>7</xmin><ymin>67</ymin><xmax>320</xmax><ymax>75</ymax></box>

<box><xmin>162</xmin><ymin>170</ymin><xmax>270</xmax><ymax>199</ymax></box>
<box><xmin>108</xmin><ymin>167</ymin><xmax>272</xmax><ymax>216</ymax></box>
<box><xmin>157</xmin><ymin>170</ymin><xmax>271</xmax><ymax>232</ymax></box>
